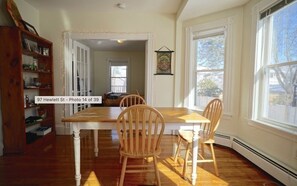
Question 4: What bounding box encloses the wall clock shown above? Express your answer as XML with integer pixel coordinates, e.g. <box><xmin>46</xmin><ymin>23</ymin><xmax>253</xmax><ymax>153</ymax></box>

<box><xmin>155</xmin><ymin>46</ymin><xmax>174</xmax><ymax>75</ymax></box>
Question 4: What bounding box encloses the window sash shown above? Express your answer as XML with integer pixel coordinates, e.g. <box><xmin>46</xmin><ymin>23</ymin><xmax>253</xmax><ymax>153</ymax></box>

<box><xmin>109</xmin><ymin>62</ymin><xmax>128</xmax><ymax>93</ymax></box>
<box><xmin>260</xmin><ymin>0</ymin><xmax>296</xmax><ymax>19</ymax></box>
<box><xmin>194</xmin><ymin>32</ymin><xmax>225</xmax><ymax>110</ymax></box>
<box><xmin>184</xmin><ymin>17</ymin><xmax>235</xmax><ymax>116</ymax></box>
<box><xmin>254</xmin><ymin>0</ymin><xmax>297</xmax><ymax>128</ymax></box>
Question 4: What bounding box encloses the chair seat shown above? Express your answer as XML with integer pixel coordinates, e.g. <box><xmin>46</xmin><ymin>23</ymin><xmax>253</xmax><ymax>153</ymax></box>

<box><xmin>120</xmin><ymin>148</ymin><xmax>161</xmax><ymax>158</ymax></box>
<box><xmin>178</xmin><ymin>130</ymin><xmax>214</xmax><ymax>144</ymax></box>
<box><xmin>173</xmin><ymin>99</ymin><xmax>223</xmax><ymax>179</ymax></box>
<box><xmin>119</xmin><ymin>136</ymin><xmax>162</xmax><ymax>158</ymax></box>
<box><xmin>116</xmin><ymin>105</ymin><xmax>165</xmax><ymax>186</ymax></box>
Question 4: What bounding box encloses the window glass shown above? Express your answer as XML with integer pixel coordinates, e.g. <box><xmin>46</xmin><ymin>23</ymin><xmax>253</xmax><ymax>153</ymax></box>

<box><xmin>110</xmin><ymin>65</ymin><xmax>127</xmax><ymax>93</ymax></box>
<box><xmin>255</xmin><ymin>1</ymin><xmax>297</xmax><ymax>127</ymax></box>
<box><xmin>196</xmin><ymin>35</ymin><xmax>225</xmax><ymax>70</ymax></box>
<box><xmin>194</xmin><ymin>34</ymin><xmax>225</xmax><ymax>109</ymax></box>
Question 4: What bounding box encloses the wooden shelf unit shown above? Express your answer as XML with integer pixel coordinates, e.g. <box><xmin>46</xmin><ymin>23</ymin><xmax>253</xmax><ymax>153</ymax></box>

<box><xmin>0</xmin><ymin>27</ymin><xmax>55</xmax><ymax>154</ymax></box>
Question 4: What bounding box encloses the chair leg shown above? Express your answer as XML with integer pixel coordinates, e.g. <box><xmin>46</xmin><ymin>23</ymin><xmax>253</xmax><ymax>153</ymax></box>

<box><xmin>210</xmin><ymin>144</ymin><xmax>219</xmax><ymax>176</ymax></box>
<box><xmin>119</xmin><ymin>150</ymin><xmax>122</xmax><ymax>163</ymax></box>
<box><xmin>174</xmin><ymin>137</ymin><xmax>182</xmax><ymax>163</ymax></box>
<box><xmin>200</xmin><ymin>142</ymin><xmax>205</xmax><ymax>157</ymax></box>
<box><xmin>153</xmin><ymin>156</ymin><xmax>161</xmax><ymax>186</ymax></box>
<box><xmin>119</xmin><ymin>156</ymin><xmax>127</xmax><ymax>186</ymax></box>
<box><xmin>182</xmin><ymin>142</ymin><xmax>191</xmax><ymax>179</ymax></box>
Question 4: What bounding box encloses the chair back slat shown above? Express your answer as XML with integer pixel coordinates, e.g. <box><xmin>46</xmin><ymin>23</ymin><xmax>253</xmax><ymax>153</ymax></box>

<box><xmin>117</xmin><ymin>105</ymin><xmax>165</xmax><ymax>157</ymax></box>
<box><xmin>120</xmin><ymin>94</ymin><xmax>146</xmax><ymax>110</ymax></box>
<box><xmin>202</xmin><ymin>98</ymin><xmax>223</xmax><ymax>139</ymax></box>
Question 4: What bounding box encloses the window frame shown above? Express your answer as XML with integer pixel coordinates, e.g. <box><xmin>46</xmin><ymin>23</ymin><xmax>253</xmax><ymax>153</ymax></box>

<box><xmin>108</xmin><ymin>59</ymin><xmax>130</xmax><ymax>93</ymax></box>
<box><xmin>184</xmin><ymin>17</ymin><xmax>236</xmax><ymax>116</ymax></box>
<box><xmin>250</xmin><ymin>0</ymin><xmax>297</xmax><ymax>134</ymax></box>
<box><xmin>194</xmin><ymin>31</ymin><xmax>226</xmax><ymax>110</ymax></box>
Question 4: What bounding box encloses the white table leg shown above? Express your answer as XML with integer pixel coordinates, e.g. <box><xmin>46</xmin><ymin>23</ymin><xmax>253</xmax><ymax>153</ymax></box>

<box><xmin>191</xmin><ymin>125</ymin><xmax>199</xmax><ymax>185</ymax></box>
<box><xmin>73</xmin><ymin>126</ymin><xmax>81</xmax><ymax>186</ymax></box>
<box><xmin>93</xmin><ymin>130</ymin><xmax>99</xmax><ymax>157</ymax></box>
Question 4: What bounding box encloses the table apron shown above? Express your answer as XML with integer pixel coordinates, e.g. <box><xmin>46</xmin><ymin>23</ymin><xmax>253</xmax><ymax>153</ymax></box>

<box><xmin>71</xmin><ymin>122</ymin><xmax>201</xmax><ymax>131</ymax></box>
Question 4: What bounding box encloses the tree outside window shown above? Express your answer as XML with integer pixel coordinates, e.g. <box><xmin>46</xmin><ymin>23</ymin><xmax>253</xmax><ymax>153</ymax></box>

<box><xmin>195</xmin><ymin>34</ymin><xmax>225</xmax><ymax>109</ymax></box>
<box><xmin>255</xmin><ymin>1</ymin><xmax>297</xmax><ymax>127</ymax></box>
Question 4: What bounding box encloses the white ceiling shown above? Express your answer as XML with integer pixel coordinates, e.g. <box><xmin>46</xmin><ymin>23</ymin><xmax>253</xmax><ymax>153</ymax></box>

<box><xmin>24</xmin><ymin>0</ymin><xmax>250</xmax><ymax>51</ymax></box>
<box><xmin>78</xmin><ymin>39</ymin><xmax>146</xmax><ymax>52</ymax></box>
<box><xmin>24</xmin><ymin>0</ymin><xmax>182</xmax><ymax>14</ymax></box>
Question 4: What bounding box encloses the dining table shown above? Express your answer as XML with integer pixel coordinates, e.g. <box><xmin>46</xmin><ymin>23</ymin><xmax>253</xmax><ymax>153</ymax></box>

<box><xmin>62</xmin><ymin>106</ymin><xmax>210</xmax><ymax>186</ymax></box>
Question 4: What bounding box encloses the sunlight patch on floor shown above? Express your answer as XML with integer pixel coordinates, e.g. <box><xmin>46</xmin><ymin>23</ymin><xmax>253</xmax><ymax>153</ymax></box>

<box><xmin>158</xmin><ymin>157</ymin><xmax>229</xmax><ymax>185</ymax></box>
<box><xmin>83</xmin><ymin>171</ymin><xmax>101</xmax><ymax>186</ymax></box>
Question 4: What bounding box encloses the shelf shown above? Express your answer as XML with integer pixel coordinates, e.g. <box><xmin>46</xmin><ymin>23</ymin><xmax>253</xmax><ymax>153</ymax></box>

<box><xmin>0</xmin><ymin>26</ymin><xmax>55</xmax><ymax>154</ymax></box>
<box><xmin>25</xmin><ymin>123</ymin><xmax>41</xmax><ymax>133</ymax></box>
<box><xmin>23</xmin><ymin>69</ymin><xmax>51</xmax><ymax>74</ymax></box>
<box><xmin>22</xmin><ymin>49</ymin><xmax>50</xmax><ymax>58</ymax></box>
<box><xmin>26</xmin><ymin>132</ymin><xmax>42</xmax><ymax>144</ymax></box>
<box><xmin>21</xmin><ymin>28</ymin><xmax>52</xmax><ymax>45</ymax></box>
<box><xmin>25</xmin><ymin>130</ymin><xmax>54</xmax><ymax>146</ymax></box>
<box><xmin>24</xmin><ymin>87</ymin><xmax>52</xmax><ymax>90</ymax></box>
<box><xmin>24</xmin><ymin>104</ymin><xmax>39</xmax><ymax>109</ymax></box>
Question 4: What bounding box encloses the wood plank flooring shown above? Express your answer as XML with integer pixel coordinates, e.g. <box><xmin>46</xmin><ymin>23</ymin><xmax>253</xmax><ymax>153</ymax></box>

<box><xmin>0</xmin><ymin>130</ymin><xmax>284</xmax><ymax>186</ymax></box>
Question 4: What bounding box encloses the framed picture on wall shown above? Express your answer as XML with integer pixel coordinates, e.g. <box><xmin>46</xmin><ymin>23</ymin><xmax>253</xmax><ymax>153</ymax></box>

<box><xmin>155</xmin><ymin>46</ymin><xmax>174</xmax><ymax>75</ymax></box>
<box><xmin>22</xmin><ymin>20</ymin><xmax>39</xmax><ymax>36</ymax></box>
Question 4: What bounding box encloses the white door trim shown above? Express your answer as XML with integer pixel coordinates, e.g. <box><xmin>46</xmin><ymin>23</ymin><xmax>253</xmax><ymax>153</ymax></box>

<box><xmin>63</xmin><ymin>32</ymin><xmax>153</xmax><ymax>134</ymax></box>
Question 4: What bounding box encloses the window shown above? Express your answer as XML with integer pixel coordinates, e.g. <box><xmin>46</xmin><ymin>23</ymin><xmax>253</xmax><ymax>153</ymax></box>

<box><xmin>110</xmin><ymin>62</ymin><xmax>128</xmax><ymax>93</ymax></box>
<box><xmin>253</xmin><ymin>0</ymin><xmax>297</xmax><ymax>129</ymax></box>
<box><xmin>185</xmin><ymin>18</ymin><xmax>236</xmax><ymax>115</ymax></box>
<box><xmin>194</xmin><ymin>33</ymin><xmax>225</xmax><ymax>109</ymax></box>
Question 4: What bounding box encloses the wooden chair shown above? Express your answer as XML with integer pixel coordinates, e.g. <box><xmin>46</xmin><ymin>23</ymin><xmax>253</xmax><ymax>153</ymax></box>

<box><xmin>173</xmin><ymin>98</ymin><xmax>223</xmax><ymax>178</ymax></box>
<box><xmin>116</xmin><ymin>105</ymin><xmax>165</xmax><ymax>186</ymax></box>
<box><xmin>118</xmin><ymin>94</ymin><xmax>146</xmax><ymax>162</ymax></box>
<box><xmin>119</xmin><ymin>94</ymin><xmax>146</xmax><ymax>110</ymax></box>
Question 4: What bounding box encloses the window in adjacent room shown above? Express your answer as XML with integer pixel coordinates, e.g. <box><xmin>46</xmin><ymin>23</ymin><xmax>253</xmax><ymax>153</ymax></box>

<box><xmin>253</xmin><ymin>0</ymin><xmax>297</xmax><ymax>129</ymax></box>
<box><xmin>110</xmin><ymin>62</ymin><xmax>128</xmax><ymax>93</ymax></box>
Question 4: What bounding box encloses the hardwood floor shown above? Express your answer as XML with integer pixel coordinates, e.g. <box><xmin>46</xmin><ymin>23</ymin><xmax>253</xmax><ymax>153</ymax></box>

<box><xmin>0</xmin><ymin>130</ymin><xmax>283</xmax><ymax>186</ymax></box>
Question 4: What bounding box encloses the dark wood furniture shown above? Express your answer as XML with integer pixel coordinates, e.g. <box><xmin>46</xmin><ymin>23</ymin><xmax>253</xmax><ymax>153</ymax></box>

<box><xmin>0</xmin><ymin>26</ymin><xmax>55</xmax><ymax>154</ymax></box>
<box><xmin>102</xmin><ymin>92</ymin><xmax>128</xmax><ymax>106</ymax></box>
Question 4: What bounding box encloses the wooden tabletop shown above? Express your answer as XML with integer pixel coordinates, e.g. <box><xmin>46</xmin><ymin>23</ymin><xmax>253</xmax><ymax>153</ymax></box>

<box><xmin>62</xmin><ymin>107</ymin><xmax>209</xmax><ymax>124</ymax></box>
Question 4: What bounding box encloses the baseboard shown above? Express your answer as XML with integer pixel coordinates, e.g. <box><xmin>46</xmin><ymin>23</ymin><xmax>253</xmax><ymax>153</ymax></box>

<box><xmin>215</xmin><ymin>133</ymin><xmax>297</xmax><ymax>186</ymax></box>
<box><xmin>215</xmin><ymin>133</ymin><xmax>232</xmax><ymax>147</ymax></box>
<box><xmin>56</xmin><ymin>125</ymin><xmax>72</xmax><ymax>135</ymax></box>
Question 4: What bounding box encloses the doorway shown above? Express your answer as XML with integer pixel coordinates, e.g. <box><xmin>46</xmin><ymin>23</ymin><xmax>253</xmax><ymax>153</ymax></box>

<box><xmin>63</xmin><ymin>32</ymin><xmax>154</xmax><ymax>131</ymax></box>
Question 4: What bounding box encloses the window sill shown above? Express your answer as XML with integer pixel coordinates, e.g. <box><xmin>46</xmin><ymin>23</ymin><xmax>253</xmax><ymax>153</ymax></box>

<box><xmin>248</xmin><ymin>119</ymin><xmax>297</xmax><ymax>142</ymax></box>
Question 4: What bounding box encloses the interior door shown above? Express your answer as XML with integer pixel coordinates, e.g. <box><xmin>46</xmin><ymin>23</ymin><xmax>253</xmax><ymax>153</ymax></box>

<box><xmin>72</xmin><ymin>41</ymin><xmax>91</xmax><ymax>114</ymax></box>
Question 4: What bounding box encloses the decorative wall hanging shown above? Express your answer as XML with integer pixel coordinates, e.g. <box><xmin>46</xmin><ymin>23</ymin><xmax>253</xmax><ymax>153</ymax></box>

<box><xmin>155</xmin><ymin>46</ymin><xmax>174</xmax><ymax>75</ymax></box>
<box><xmin>22</xmin><ymin>20</ymin><xmax>39</xmax><ymax>36</ymax></box>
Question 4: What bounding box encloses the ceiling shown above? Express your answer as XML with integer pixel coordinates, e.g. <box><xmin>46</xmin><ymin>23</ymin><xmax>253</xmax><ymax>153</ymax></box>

<box><xmin>24</xmin><ymin>0</ymin><xmax>250</xmax><ymax>51</ymax></box>
<box><xmin>78</xmin><ymin>39</ymin><xmax>146</xmax><ymax>52</ymax></box>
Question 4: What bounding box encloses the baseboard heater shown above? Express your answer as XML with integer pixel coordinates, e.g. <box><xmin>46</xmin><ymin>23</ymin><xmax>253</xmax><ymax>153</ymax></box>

<box><xmin>215</xmin><ymin>134</ymin><xmax>297</xmax><ymax>186</ymax></box>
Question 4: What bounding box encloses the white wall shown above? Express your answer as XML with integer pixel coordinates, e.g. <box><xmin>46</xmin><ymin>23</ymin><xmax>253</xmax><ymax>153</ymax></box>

<box><xmin>3</xmin><ymin>0</ymin><xmax>295</xmax><ymax>174</ymax></box>
<box><xmin>93</xmin><ymin>51</ymin><xmax>145</xmax><ymax>96</ymax></box>
<box><xmin>35</xmin><ymin>9</ymin><xmax>176</xmax><ymax>132</ymax></box>
<box><xmin>179</xmin><ymin>7</ymin><xmax>244</xmax><ymax>137</ymax></box>
<box><xmin>239</xmin><ymin>0</ymin><xmax>297</xmax><ymax>171</ymax></box>
<box><xmin>14</xmin><ymin>0</ymin><xmax>39</xmax><ymax>33</ymax></box>
<box><xmin>177</xmin><ymin>0</ymin><xmax>297</xmax><ymax>173</ymax></box>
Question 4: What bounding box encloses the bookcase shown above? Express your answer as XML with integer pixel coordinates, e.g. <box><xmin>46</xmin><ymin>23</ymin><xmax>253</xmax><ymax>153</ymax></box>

<box><xmin>0</xmin><ymin>27</ymin><xmax>55</xmax><ymax>154</ymax></box>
